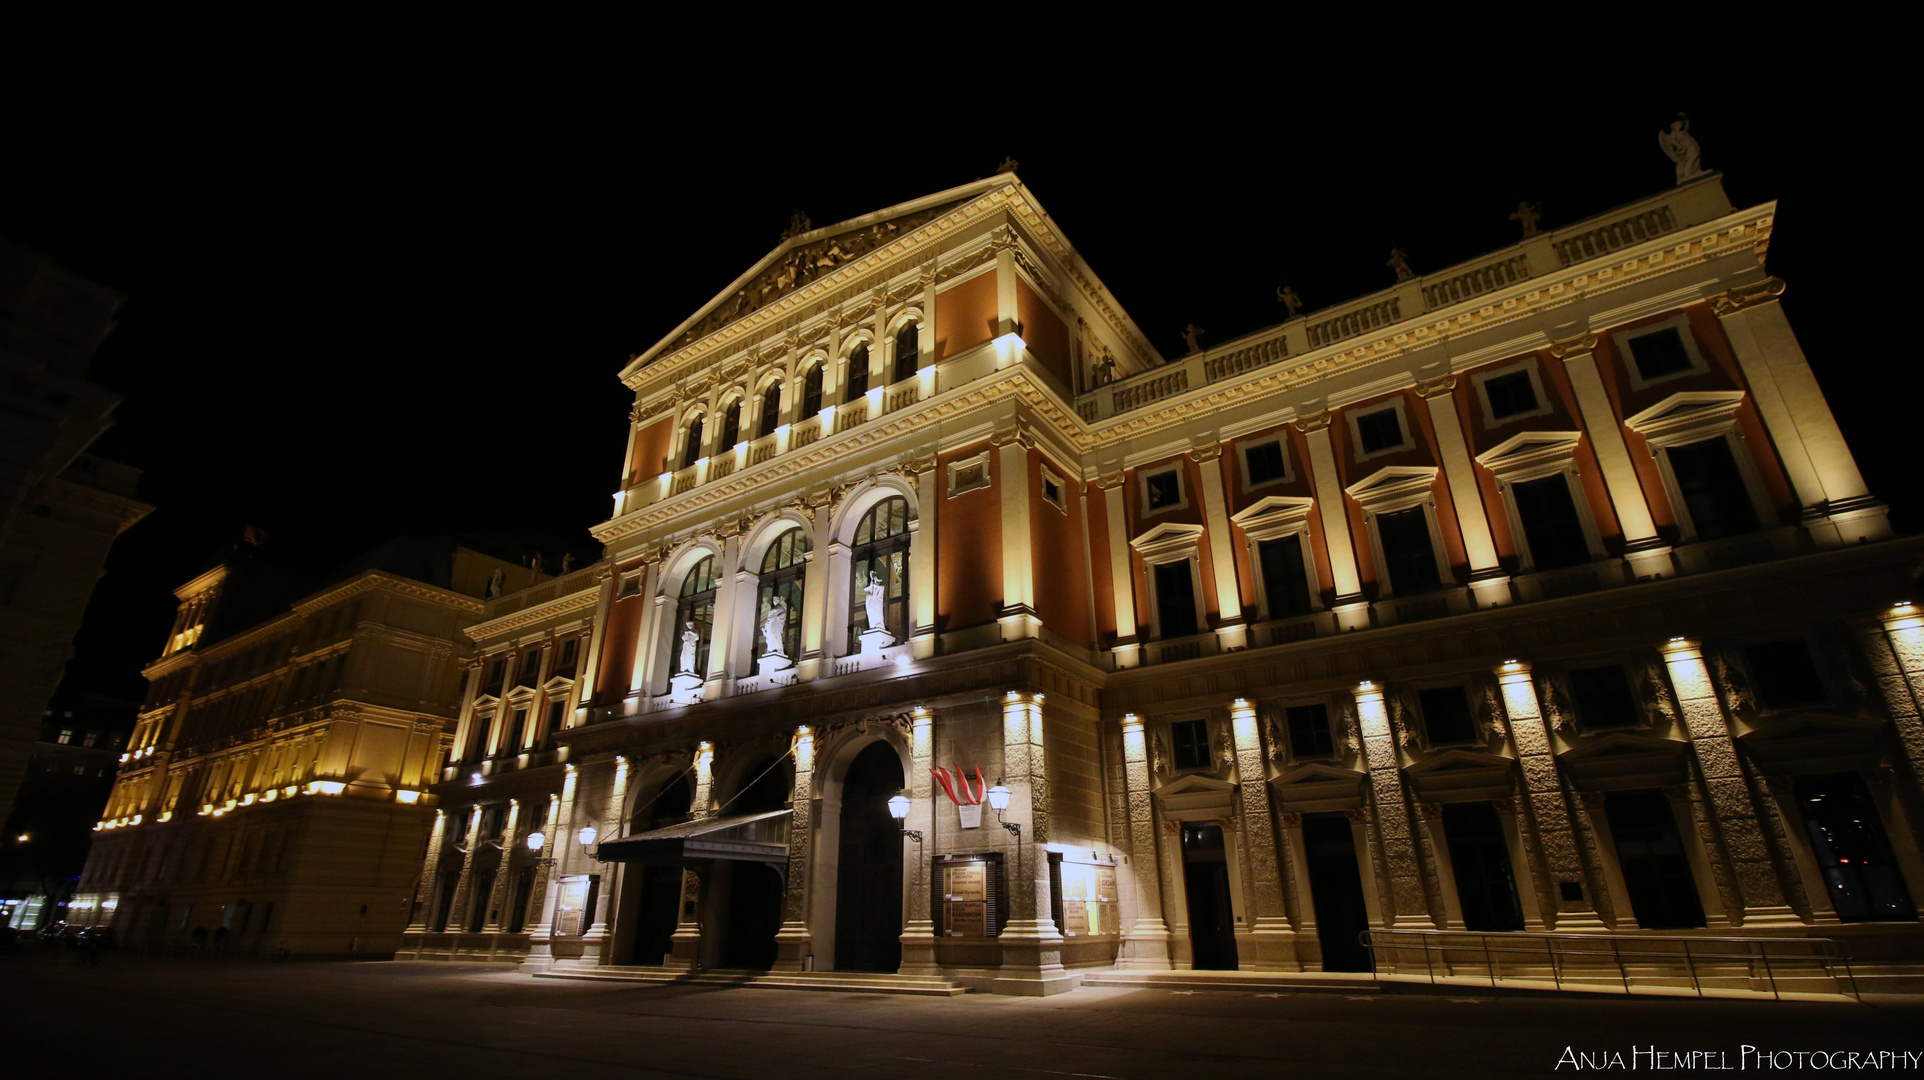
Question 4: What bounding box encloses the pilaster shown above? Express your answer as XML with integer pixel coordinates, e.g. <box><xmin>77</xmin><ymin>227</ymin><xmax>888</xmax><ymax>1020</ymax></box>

<box><xmin>1298</xmin><ymin>413</ymin><xmax>1369</xmax><ymax>630</ymax></box>
<box><xmin>1099</xmin><ymin>474</ymin><xmax>1141</xmax><ymax>668</ymax></box>
<box><xmin>1351</xmin><ymin>681</ymin><xmax>1430</xmax><ymax>926</ymax></box>
<box><xmin>992</xmin><ymin>691</ymin><xmax>1072</xmax><ymax>995</ymax></box>
<box><xmin>1416</xmin><ymin>375</ymin><xmax>1510</xmax><ymax>608</ymax></box>
<box><xmin>1191</xmin><ymin>444</ymin><xmax>1248</xmax><ymax>649</ymax></box>
<box><xmin>909</xmin><ymin>455</ymin><xmax>939</xmax><ymax>658</ymax></box>
<box><xmin>1228</xmin><ymin>698</ymin><xmax>1297</xmax><ymax>968</ymax></box>
<box><xmin>1116</xmin><ymin>713</ymin><xmax>1171</xmax><ymax>968</ymax></box>
<box><xmin>443</xmin><ymin>806</ymin><xmax>483</xmax><ymax>933</ymax></box>
<box><xmin>898</xmin><ymin>706</ymin><xmax>939</xmax><ymax>974</ymax></box>
<box><xmin>995</xmin><ymin>427</ymin><xmax>1039</xmax><ymax>640</ymax></box>
<box><xmin>1549</xmin><ymin>333</ymin><xmax>1673</xmax><ymax>578</ymax></box>
<box><xmin>483</xmin><ymin>799</ymin><xmax>523</xmax><ymax>933</ymax></box>
<box><xmin>581</xmin><ymin>757</ymin><xmax>629</xmax><ymax>961</ymax></box>
<box><xmin>405</xmin><ymin>809</ymin><xmax>448</xmax><ymax>933</ymax></box>
<box><xmin>1496</xmin><ymin>661</ymin><xmax>1604</xmax><ymax>928</ymax></box>
<box><xmin>667</xmin><ymin>743</ymin><xmax>714</xmax><ymax>969</ymax></box>
<box><xmin>774</xmin><ymin>726</ymin><xmax>816</xmax><ymax>970</ymax></box>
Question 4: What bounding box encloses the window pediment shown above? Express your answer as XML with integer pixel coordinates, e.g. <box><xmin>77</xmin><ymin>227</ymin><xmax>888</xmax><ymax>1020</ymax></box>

<box><xmin>1475</xmin><ymin>430</ymin><xmax>1583</xmax><ymax>484</ymax></box>
<box><xmin>1150</xmin><ymin>772</ymin><xmax>1237</xmax><ymax>818</ymax></box>
<box><xmin>1623</xmin><ymin>390</ymin><xmax>1747</xmax><ymax>447</ymax></box>
<box><xmin>540</xmin><ymin>676</ymin><xmax>575</xmax><ymax>694</ymax></box>
<box><xmin>1344</xmin><ymin>465</ymin><xmax>1439</xmax><ymax>515</ymax></box>
<box><xmin>1556</xmin><ymin>732</ymin><xmax>1690</xmax><ymax>790</ymax></box>
<box><xmin>1230</xmin><ymin>495</ymin><xmax>1316</xmax><ymax>541</ymax></box>
<box><xmin>1737</xmin><ymin>712</ymin><xmax>1884</xmax><ymax>774</ymax></box>
<box><xmin>1130</xmin><ymin>521</ymin><xmax>1206</xmax><ymax>564</ymax></box>
<box><xmin>1402</xmin><ymin>748</ymin><xmax>1516</xmax><ymax>801</ymax></box>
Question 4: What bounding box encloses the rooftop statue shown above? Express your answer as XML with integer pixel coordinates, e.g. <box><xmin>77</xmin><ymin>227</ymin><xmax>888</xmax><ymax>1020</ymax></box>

<box><xmin>1181</xmin><ymin>323</ymin><xmax>1206</xmax><ymax>355</ymax></box>
<box><xmin>1276</xmin><ymin>284</ymin><xmax>1304</xmax><ymax>317</ymax></box>
<box><xmin>996</xmin><ymin>155</ymin><xmax>1020</xmax><ymax>175</ymax></box>
<box><xmin>780</xmin><ymin>210</ymin><xmax>813</xmax><ymax>241</ymax></box>
<box><xmin>1509</xmin><ymin>200</ymin><xmax>1543</xmax><ymax>238</ymax></box>
<box><xmin>1658</xmin><ymin>114</ymin><xmax>1704</xmax><ymax>185</ymax></box>
<box><xmin>1387</xmin><ymin>248</ymin><xmax>1415</xmax><ymax>282</ymax></box>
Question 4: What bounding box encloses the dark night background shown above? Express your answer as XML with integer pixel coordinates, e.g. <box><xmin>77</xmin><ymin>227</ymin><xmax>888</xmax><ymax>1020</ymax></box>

<box><xmin>2</xmin><ymin>10</ymin><xmax>1897</xmax><ymax>704</ymax></box>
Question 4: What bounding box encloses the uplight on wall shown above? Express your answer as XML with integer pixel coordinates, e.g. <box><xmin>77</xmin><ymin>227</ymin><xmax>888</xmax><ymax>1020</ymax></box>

<box><xmin>395</xmin><ymin>790</ymin><xmax>422</xmax><ymax>805</ymax></box>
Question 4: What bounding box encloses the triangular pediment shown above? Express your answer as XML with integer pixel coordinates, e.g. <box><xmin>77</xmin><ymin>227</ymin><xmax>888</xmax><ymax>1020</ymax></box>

<box><xmin>1474</xmin><ymin>430</ymin><xmax>1582</xmax><ymax>482</ymax></box>
<box><xmin>1558</xmin><ymin>732</ymin><xmax>1690</xmax><ymax>761</ymax></box>
<box><xmin>1151</xmin><ymin>772</ymin><xmax>1238</xmax><ymax>818</ymax></box>
<box><xmin>1558</xmin><ymin>732</ymin><xmax>1691</xmax><ymax>790</ymax></box>
<box><xmin>1231</xmin><ymin>495</ymin><xmax>1316</xmax><ymax>532</ymax></box>
<box><xmin>1403</xmin><ymin>748</ymin><xmax>1515</xmax><ymax>800</ymax></box>
<box><xmin>1739</xmin><ymin>711</ymin><xmax>1885</xmax><ymax>773</ymax></box>
<box><xmin>1623</xmin><ymin>390</ymin><xmax>1746</xmax><ymax>438</ymax></box>
<box><xmin>1272</xmin><ymin>761</ymin><xmax>1367</xmax><ymax>787</ymax></box>
<box><xmin>541</xmin><ymin>675</ymin><xmax>577</xmax><ymax>693</ymax></box>
<box><xmin>1131</xmin><ymin>521</ymin><xmax>1207</xmax><ymax>559</ymax></box>
<box><xmin>1345</xmin><ymin>465</ymin><xmax>1438</xmax><ymax>513</ymax></box>
<box><xmin>1269</xmin><ymin>761</ymin><xmax>1366</xmax><ymax>812</ymax></box>
<box><xmin>1153</xmin><ymin>773</ymin><xmax>1238</xmax><ymax>797</ymax></box>
<box><xmin>1403</xmin><ymin>747</ymin><xmax>1514</xmax><ymax>776</ymax></box>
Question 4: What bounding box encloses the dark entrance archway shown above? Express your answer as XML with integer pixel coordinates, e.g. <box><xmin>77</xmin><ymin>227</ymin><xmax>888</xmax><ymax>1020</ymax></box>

<box><xmin>1180</xmin><ymin>822</ymin><xmax>1239</xmax><ymax>970</ymax></box>
<box><xmin>716</xmin><ymin>757</ymin><xmax>788</xmax><ymax>970</ymax></box>
<box><xmin>622</xmin><ymin>773</ymin><xmax>693</xmax><ymax>966</ymax></box>
<box><xmin>834</xmin><ymin>741</ymin><xmax>904</xmax><ymax>972</ymax></box>
<box><xmin>1443</xmin><ymin>802</ymin><xmax>1523</xmax><ymax>932</ymax></box>
<box><xmin>1303</xmin><ymin>813</ymin><xmax>1371</xmax><ymax>972</ymax></box>
<box><xmin>1605</xmin><ymin>789</ymin><xmax>1705</xmax><ymax>930</ymax></box>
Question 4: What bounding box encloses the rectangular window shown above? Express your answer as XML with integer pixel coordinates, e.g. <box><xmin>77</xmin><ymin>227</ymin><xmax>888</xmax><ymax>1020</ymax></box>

<box><xmin>844</xmin><ymin>355</ymin><xmax>869</xmax><ymax>401</ymax></box>
<box><xmin>1355</xmin><ymin>408</ymin><xmax>1404</xmax><ymax>455</ymax></box>
<box><xmin>56</xmin><ymin>730</ymin><xmax>74</xmax><ymax>745</ymax></box>
<box><xmin>1483</xmin><ymin>370</ymin><xmax>1539</xmax><ymax>420</ymax></box>
<box><xmin>516</xmin><ymin>648</ymin><xmax>542</xmax><ymax>687</ymax></box>
<box><xmin>1745</xmin><ymin>640</ymin><xmax>1827</xmax><ymax>709</ymax></box>
<box><xmin>1039</xmin><ymin>468</ymin><xmax>1066</xmax><ymax>512</ymax></box>
<box><xmin>1144</xmin><ymin>470</ymin><xmax>1182</xmax><ymax>513</ymax></box>
<box><xmin>507</xmin><ymin>707</ymin><xmax>529</xmax><ymax>753</ymax></box>
<box><xmin>545</xmin><ymin>699</ymin><xmax>566</xmax><ymax>736</ymax></box>
<box><xmin>481</xmin><ymin>659</ymin><xmax>506</xmax><ymax>697</ymax></box>
<box><xmin>1244</xmin><ymin>440</ymin><xmax>1287</xmax><ymax>486</ymax></box>
<box><xmin>554</xmin><ymin>638</ymin><xmax>578</xmax><ymax>677</ymax></box>
<box><xmin>1568</xmin><ymin>666</ymin><xmax>1640</xmax><ymax>729</ymax></box>
<box><xmin>1512</xmin><ymin>474</ymin><xmax>1590</xmax><ymax>570</ymax></box>
<box><xmin>82</xmin><ymin>732</ymin><xmax>99</xmax><ymax>748</ymax></box>
<box><xmin>1258</xmin><ymin>536</ymin><xmax>1313</xmax><ymax>618</ymax></box>
<box><xmin>1418</xmin><ymin>687</ymin><xmax>1477</xmax><ymax>745</ymax></box>
<box><xmin>1152</xmin><ymin>562</ymin><xmax>1199</xmax><ymax>639</ymax></box>
<box><xmin>1286</xmin><ymin>703</ymin><xmax>1333</xmax><ymax>758</ymax></box>
<box><xmin>1377</xmin><ymin>507</ymin><xmax>1441</xmax><ymax>596</ymax></box>
<box><xmin>1668</xmin><ymin>437</ymin><xmax>1760</xmax><ymax>540</ymax></box>
<box><xmin>1170</xmin><ymin>719</ymin><xmax>1211</xmax><ymax>770</ymax></box>
<box><xmin>1628</xmin><ymin>328</ymin><xmax>1693</xmax><ymax>381</ymax></box>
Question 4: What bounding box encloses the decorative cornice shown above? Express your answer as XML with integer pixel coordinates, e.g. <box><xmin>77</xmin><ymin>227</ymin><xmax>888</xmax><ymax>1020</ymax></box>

<box><xmin>1709</xmin><ymin>276</ymin><xmax>1786</xmax><ymax>316</ymax></box>
<box><xmin>466</xmin><ymin>586</ymin><xmax>600</xmax><ymax>643</ymax></box>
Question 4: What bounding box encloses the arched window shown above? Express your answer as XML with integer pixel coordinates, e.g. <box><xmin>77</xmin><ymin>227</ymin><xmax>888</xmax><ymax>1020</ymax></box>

<box><xmin>801</xmin><ymin>365</ymin><xmax>823</xmax><ymax>420</ymax></box>
<box><xmin>680</xmin><ymin>416</ymin><xmax>704</xmax><ymax>469</ymax></box>
<box><xmin>719</xmin><ymin>400</ymin><xmax>741</xmax><ymax>449</ymax></box>
<box><xmin>844</xmin><ymin>344</ymin><xmax>869</xmax><ymax>403</ymax></box>
<box><xmin>848</xmin><ymin>496</ymin><xmax>910</xmax><ymax>650</ymax></box>
<box><xmin>755</xmin><ymin>529</ymin><xmax>809</xmax><ymax>663</ymax></box>
<box><xmin>759</xmin><ymin>383</ymin><xmax>782</xmax><ymax>437</ymax></box>
<box><xmin>893</xmin><ymin>323</ymin><xmax>919</xmax><ymax>384</ymax></box>
<box><xmin>674</xmin><ymin>556</ymin><xmax>718</xmax><ymax>676</ymax></box>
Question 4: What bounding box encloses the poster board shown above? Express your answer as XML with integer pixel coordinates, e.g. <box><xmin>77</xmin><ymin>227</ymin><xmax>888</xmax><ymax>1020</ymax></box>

<box><xmin>553</xmin><ymin>874</ymin><xmax>596</xmax><ymax>937</ymax></box>
<box><xmin>933</xmin><ymin>854</ymin><xmax>1004</xmax><ymax>938</ymax></box>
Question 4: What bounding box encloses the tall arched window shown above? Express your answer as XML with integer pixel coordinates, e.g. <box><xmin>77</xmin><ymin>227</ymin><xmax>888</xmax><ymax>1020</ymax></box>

<box><xmin>719</xmin><ymin>400</ymin><xmax>741</xmax><ymax>449</ymax></box>
<box><xmin>893</xmin><ymin>323</ymin><xmax>919</xmax><ymax>384</ymax></box>
<box><xmin>848</xmin><ymin>496</ymin><xmax>910</xmax><ymax>650</ymax></box>
<box><xmin>755</xmin><ymin>529</ymin><xmax>809</xmax><ymax>664</ymax></box>
<box><xmin>680</xmin><ymin>416</ymin><xmax>704</xmax><ymax>469</ymax></box>
<box><xmin>674</xmin><ymin>556</ymin><xmax>718</xmax><ymax>676</ymax></box>
<box><xmin>844</xmin><ymin>344</ymin><xmax>870</xmax><ymax>402</ymax></box>
<box><xmin>801</xmin><ymin>365</ymin><xmax>823</xmax><ymax>420</ymax></box>
<box><xmin>759</xmin><ymin>383</ymin><xmax>782</xmax><ymax>437</ymax></box>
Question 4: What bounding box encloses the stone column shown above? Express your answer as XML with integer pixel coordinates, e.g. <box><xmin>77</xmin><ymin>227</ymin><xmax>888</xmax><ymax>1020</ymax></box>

<box><xmin>1549</xmin><ymin>333</ymin><xmax>1672</xmax><ymax>578</ymax></box>
<box><xmin>1192</xmin><ymin>445</ymin><xmax>1248</xmax><ymax>650</ymax></box>
<box><xmin>1228</xmin><ymin>698</ymin><xmax>1296</xmax><ymax>968</ymax></box>
<box><xmin>899</xmin><ymin>706</ymin><xmax>939</xmax><ymax>974</ymax></box>
<box><xmin>1757</xmin><ymin>774</ymin><xmax>1838</xmax><ymax>924</ymax></box>
<box><xmin>1496</xmin><ymin>661</ymin><xmax>1603</xmax><ymax>928</ymax></box>
<box><xmin>667</xmin><ymin>743</ymin><xmax>713</xmax><ymax>969</ymax></box>
<box><xmin>993</xmin><ymin>691</ymin><xmax>1071</xmax><ymax>995</ymax></box>
<box><xmin>1712</xmin><ymin>280</ymin><xmax>1888</xmax><ymax>546</ymax></box>
<box><xmin>1413</xmin><ymin>802</ymin><xmax>1466</xmax><ymax>929</ymax></box>
<box><xmin>581</xmin><ymin>757</ymin><xmax>629</xmax><ymax>961</ymax></box>
<box><xmin>444</xmin><ymin>806</ymin><xmax>483</xmax><ymax>933</ymax></box>
<box><xmin>1298</xmin><ymin>413</ymin><xmax>1370</xmax><ymax>630</ymax></box>
<box><xmin>1099</xmin><ymin>474</ymin><xmax>1141</xmax><ymax>668</ymax></box>
<box><xmin>995</xmin><ymin>428</ymin><xmax>1039</xmax><ymax>640</ymax></box>
<box><xmin>1659</xmin><ymin>638</ymin><xmax>1799</xmax><ymax>925</ymax></box>
<box><xmin>576</xmin><ymin>566</ymin><xmax>616</xmax><ymax>718</ymax></box>
<box><xmin>796</xmin><ymin>494</ymin><xmax>833</xmax><ymax>681</ymax></box>
<box><xmin>1490</xmin><ymin>797</ymin><xmax>1547</xmax><ymax>929</ymax></box>
<box><xmin>774</xmin><ymin>725</ymin><xmax>816</xmax><ymax>970</ymax></box>
<box><xmin>1351</xmin><ymin>681</ymin><xmax>1429</xmax><ymax>926</ymax></box>
<box><xmin>1117</xmin><ymin>714</ymin><xmax>1171</xmax><ymax>968</ymax></box>
<box><xmin>705</xmin><ymin>533</ymin><xmax>741</xmax><ymax>695</ymax></box>
<box><xmin>909</xmin><ymin>455</ymin><xmax>939</xmax><ymax>659</ymax></box>
<box><xmin>1417</xmin><ymin>374</ymin><xmax>1511</xmax><ymax>608</ymax></box>
<box><xmin>522</xmin><ymin>791</ymin><xmax>565</xmax><ymax>970</ymax></box>
<box><xmin>993</xmin><ymin>227</ymin><xmax>1019</xmax><ymax>338</ymax></box>
<box><xmin>1872</xmin><ymin>605</ymin><xmax>1924</xmax><ymax>800</ymax></box>
<box><xmin>1571</xmin><ymin>790</ymin><xmax>1637</xmax><ymax>930</ymax></box>
<box><xmin>405</xmin><ymin>809</ymin><xmax>448</xmax><ymax>935</ymax></box>
<box><xmin>483</xmin><ymin>800</ymin><xmax>523</xmax><ymax>933</ymax></box>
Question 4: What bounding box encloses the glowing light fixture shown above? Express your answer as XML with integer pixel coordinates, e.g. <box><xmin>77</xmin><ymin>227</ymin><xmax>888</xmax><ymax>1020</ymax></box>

<box><xmin>887</xmin><ymin>795</ymin><xmax>911</xmax><ymax>820</ymax></box>
<box><xmin>526</xmin><ymin>831</ymin><xmax>546</xmax><ymax>852</ymax></box>
<box><xmin>577</xmin><ymin>825</ymin><xmax>598</xmax><ymax>849</ymax></box>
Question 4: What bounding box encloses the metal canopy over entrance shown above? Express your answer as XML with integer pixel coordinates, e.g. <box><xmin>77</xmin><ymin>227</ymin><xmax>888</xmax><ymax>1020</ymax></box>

<box><xmin>594</xmin><ymin>809</ymin><xmax>791</xmax><ymax>868</ymax></box>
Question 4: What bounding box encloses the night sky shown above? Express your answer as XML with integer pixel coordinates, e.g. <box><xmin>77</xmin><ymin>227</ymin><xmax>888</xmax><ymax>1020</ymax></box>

<box><xmin>5</xmin><ymin>12</ymin><xmax>1896</xmax><ymax>703</ymax></box>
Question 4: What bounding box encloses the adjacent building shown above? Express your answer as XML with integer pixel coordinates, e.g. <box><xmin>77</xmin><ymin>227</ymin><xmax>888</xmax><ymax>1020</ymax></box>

<box><xmin>0</xmin><ymin>692</ymin><xmax>136</xmax><ymax>931</ymax></box>
<box><xmin>411</xmin><ymin>165</ymin><xmax>1916</xmax><ymax>991</ymax></box>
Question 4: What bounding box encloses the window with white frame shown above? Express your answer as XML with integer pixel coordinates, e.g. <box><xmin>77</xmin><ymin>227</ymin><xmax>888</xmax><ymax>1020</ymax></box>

<box><xmin>679</xmin><ymin>415</ymin><xmax>705</xmax><ymax>469</ymax></box>
<box><xmin>1231</xmin><ymin>495</ymin><xmax>1320</xmax><ymax>620</ymax></box>
<box><xmin>1624</xmin><ymin>391</ymin><xmax>1770</xmax><ymax>543</ymax></box>
<box><xmin>1347</xmin><ymin>400</ymin><xmax>1412</xmax><ymax>460</ymax></box>
<box><xmin>892</xmin><ymin>322</ymin><xmax>920</xmax><ymax>384</ymax></box>
<box><xmin>1236</xmin><ymin>433</ymin><xmax>1293</xmax><ymax>491</ymax></box>
<box><xmin>1039</xmin><ymin>464</ymin><xmax>1067</xmax><ymax>513</ymax></box>
<box><xmin>1471</xmin><ymin>358</ymin><xmax>1553</xmax><ymax>427</ymax></box>
<box><xmin>948</xmin><ymin>451</ymin><xmax>991</xmax><ymax>497</ymax></box>
<box><xmin>1131</xmin><ymin>523</ymin><xmax>1208</xmax><ymax>641</ymax></box>
<box><xmin>1139</xmin><ymin>464</ymin><xmax>1187</xmax><ymax>515</ymax></box>
<box><xmin>1474</xmin><ymin>432</ymin><xmax>1605</xmax><ymax>572</ymax></box>
<box><xmin>1345</xmin><ymin>466</ymin><xmax>1451</xmax><ymax>597</ymax></box>
<box><xmin>1615</xmin><ymin>314</ymin><xmax>1710</xmax><ymax>391</ymax></box>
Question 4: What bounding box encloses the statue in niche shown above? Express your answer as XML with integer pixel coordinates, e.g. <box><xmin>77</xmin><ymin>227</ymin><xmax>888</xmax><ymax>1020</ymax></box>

<box><xmin>486</xmin><ymin>569</ymin><xmax>504</xmax><ymax>599</ymax></box>
<box><xmin>679</xmin><ymin>621</ymin><xmax>700</xmax><ymax>675</ymax></box>
<box><xmin>863</xmin><ymin>571</ymin><xmax>888</xmax><ymax>633</ymax></box>
<box><xmin>761</xmin><ymin>595</ymin><xmax>788</xmax><ymax>656</ymax></box>
<box><xmin>1276</xmin><ymin>284</ymin><xmax>1304</xmax><ymax>317</ymax></box>
<box><xmin>1387</xmin><ymin>248</ymin><xmax>1415</xmax><ymax>281</ymax></box>
<box><xmin>1180</xmin><ymin>323</ymin><xmax>1206</xmax><ymax>354</ymax></box>
<box><xmin>1509</xmin><ymin>200</ymin><xmax>1543</xmax><ymax>238</ymax></box>
<box><xmin>1658</xmin><ymin>114</ymin><xmax>1703</xmax><ymax>185</ymax></box>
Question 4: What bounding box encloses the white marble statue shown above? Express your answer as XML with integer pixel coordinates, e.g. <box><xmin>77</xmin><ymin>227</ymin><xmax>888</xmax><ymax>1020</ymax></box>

<box><xmin>1658</xmin><ymin>114</ymin><xmax>1703</xmax><ymax>185</ymax></box>
<box><xmin>761</xmin><ymin>595</ymin><xmax>788</xmax><ymax>656</ymax></box>
<box><xmin>486</xmin><ymin>569</ymin><xmax>504</xmax><ymax>599</ymax></box>
<box><xmin>863</xmin><ymin>571</ymin><xmax>888</xmax><ymax>633</ymax></box>
<box><xmin>679</xmin><ymin>620</ymin><xmax>699</xmax><ymax>674</ymax></box>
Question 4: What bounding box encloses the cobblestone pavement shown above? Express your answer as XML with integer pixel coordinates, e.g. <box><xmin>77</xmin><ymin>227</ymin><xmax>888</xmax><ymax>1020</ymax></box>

<box><xmin>6</xmin><ymin>952</ymin><xmax>1920</xmax><ymax>1079</ymax></box>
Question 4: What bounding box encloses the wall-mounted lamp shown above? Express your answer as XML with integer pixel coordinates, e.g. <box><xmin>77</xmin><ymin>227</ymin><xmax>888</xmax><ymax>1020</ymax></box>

<box><xmin>577</xmin><ymin>825</ymin><xmax>598</xmax><ymax>852</ymax></box>
<box><xmin>526</xmin><ymin>831</ymin><xmax>546</xmax><ymax>852</ymax></box>
<box><xmin>986</xmin><ymin>780</ymin><xmax>1020</xmax><ymax>841</ymax></box>
<box><xmin>886</xmin><ymin>793</ymin><xmax>922</xmax><ymax>844</ymax></box>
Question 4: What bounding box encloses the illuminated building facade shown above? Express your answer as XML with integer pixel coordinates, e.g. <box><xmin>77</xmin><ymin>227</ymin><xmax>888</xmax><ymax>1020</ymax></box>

<box><xmin>75</xmin><ymin>542</ymin><xmax>529</xmax><ymax>956</ymax></box>
<box><xmin>408</xmin><ymin>169</ymin><xmax>1924</xmax><ymax>993</ymax></box>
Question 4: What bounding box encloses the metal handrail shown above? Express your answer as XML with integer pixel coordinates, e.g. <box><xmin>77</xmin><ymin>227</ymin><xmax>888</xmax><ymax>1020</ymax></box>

<box><xmin>1361</xmin><ymin>928</ymin><xmax>1859</xmax><ymax>1001</ymax></box>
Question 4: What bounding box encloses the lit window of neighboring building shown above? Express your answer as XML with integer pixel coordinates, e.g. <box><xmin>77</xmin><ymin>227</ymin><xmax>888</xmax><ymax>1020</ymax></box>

<box><xmin>56</xmin><ymin>729</ymin><xmax>74</xmax><ymax>745</ymax></box>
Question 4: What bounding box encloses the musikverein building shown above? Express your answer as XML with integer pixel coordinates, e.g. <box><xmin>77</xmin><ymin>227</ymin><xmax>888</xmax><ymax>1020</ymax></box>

<box><xmin>321</xmin><ymin>165</ymin><xmax>1924</xmax><ymax>991</ymax></box>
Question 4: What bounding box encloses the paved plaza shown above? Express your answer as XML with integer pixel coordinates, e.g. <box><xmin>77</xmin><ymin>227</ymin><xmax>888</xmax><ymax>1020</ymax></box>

<box><xmin>6</xmin><ymin>954</ymin><xmax>1921</xmax><ymax>1079</ymax></box>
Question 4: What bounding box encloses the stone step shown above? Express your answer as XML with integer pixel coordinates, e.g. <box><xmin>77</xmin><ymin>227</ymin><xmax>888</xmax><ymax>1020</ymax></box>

<box><xmin>534</xmin><ymin>967</ymin><xmax>968</xmax><ymax>997</ymax></box>
<box><xmin>1079</xmin><ymin>971</ymin><xmax>1380</xmax><ymax>993</ymax></box>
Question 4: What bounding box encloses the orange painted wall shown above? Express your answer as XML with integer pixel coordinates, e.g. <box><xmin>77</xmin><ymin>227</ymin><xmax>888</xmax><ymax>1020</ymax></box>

<box><xmin>1029</xmin><ymin>449</ymin><xmax>1091</xmax><ymax>646</ymax></box>
<box><xmin>628</xmin><ymin>417</ymin><xmax>673</xmax><ymax>486</ymax></box>
<box><xmin>934</xmin><ymin>271</ymin><xmax>997</xmax><ymax>361</ymax></box>
<box><xmin>937</xmin><ymin>440</ymin><xmax>1000</xmax><ymax>633</ymax></box>
<box><xmin>1401</xmin><ymin>395</ymin><xmax>1470</xmax><ymax>575</ymax></box>
<box><xmin>1016</xmin><ymin>277</ymin><xmax>1072</xmax><ymax>392</ymax></box>
<box><xmin>1085</xmin><ymin>480</ymin><xmax>1118</xmax><ymax>643</ymax></box>
<box><xmin>1222</xmin><ymin>426</ymin><xmax>1333</xmax><ymax>613</ymax></box>
<box><xmin>593</xmin><ymin>569</ymin><xmax>646</xmax><ymax>705</ymax></box>
<box><xmin>1125</xmin><ymin>454</ymin><xmax>1220</xmax><ymax>631</ymax></box>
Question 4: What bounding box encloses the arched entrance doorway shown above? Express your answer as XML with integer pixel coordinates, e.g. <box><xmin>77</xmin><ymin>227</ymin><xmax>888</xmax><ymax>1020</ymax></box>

<box><xmin>834</xmin><ymin>741</ymin><xmax>905</xmax><ymax>972</ymax></box>
<box><xmin>716</xmin><ymin>757</ymin><xmax>788</xmax><ymax>970</ymax></box>
<box><xmin>621</xmin><ymin>773</ymin><xmax>693</xmax><ymax>966</ymax></box>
